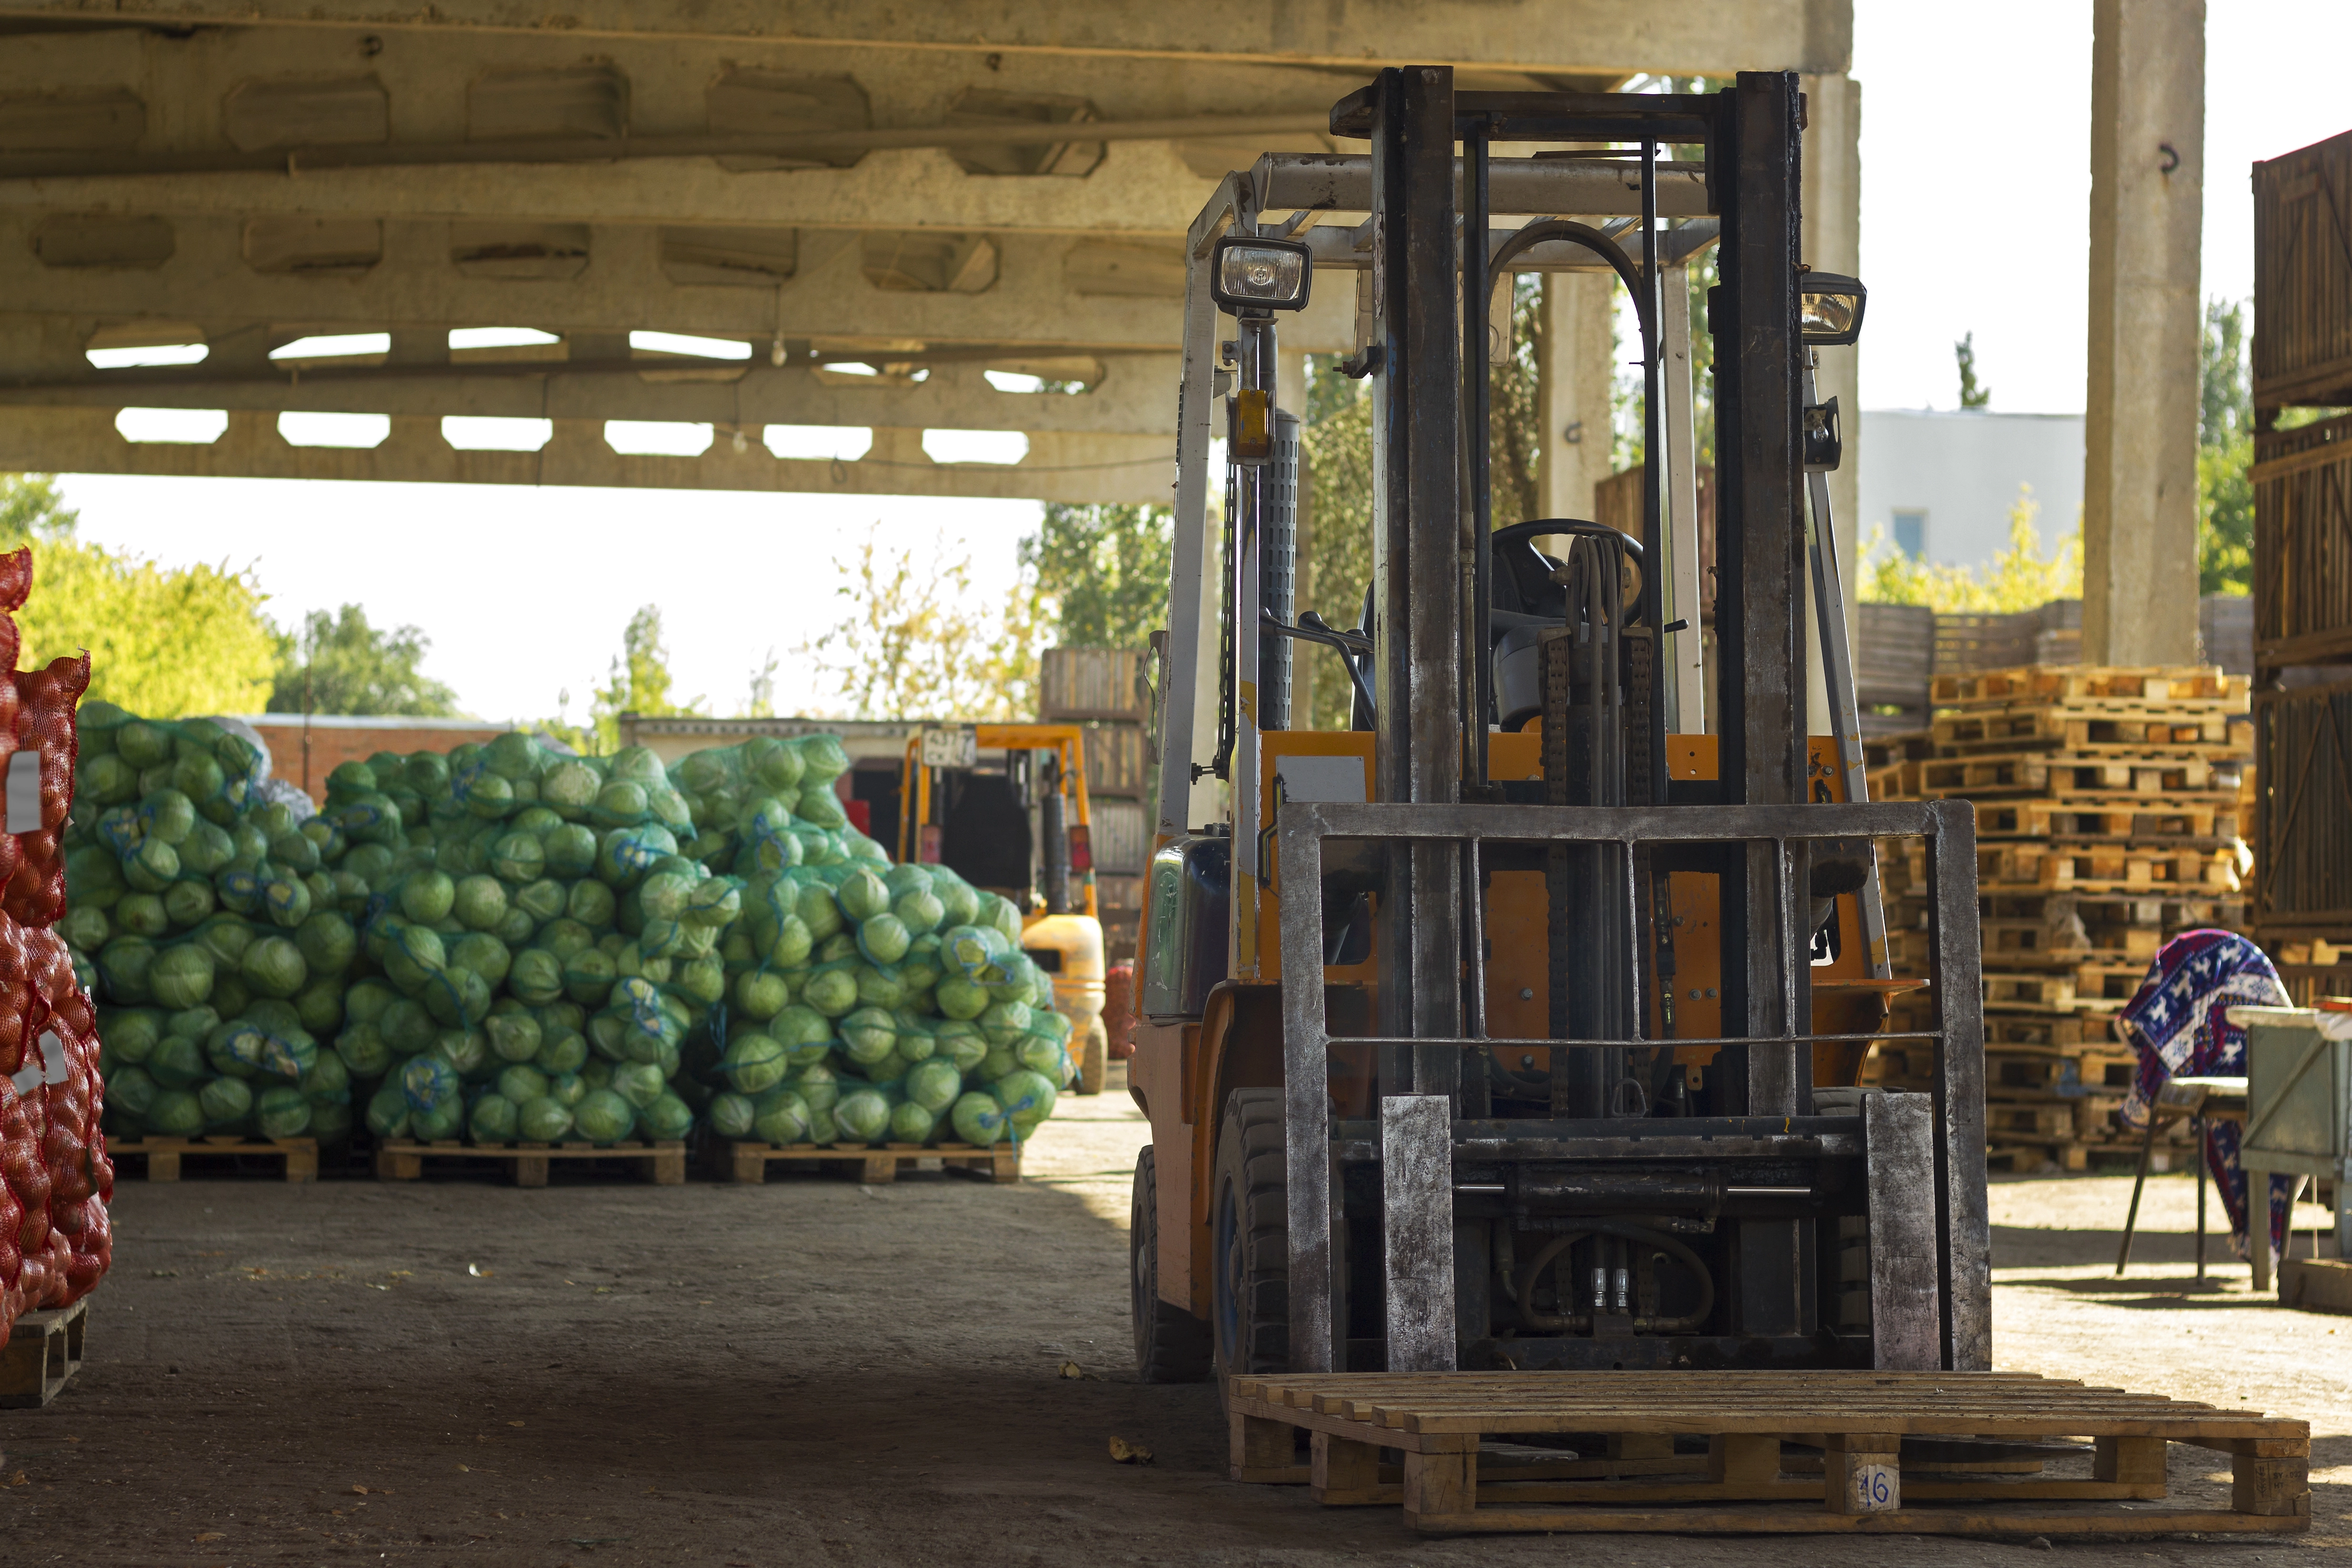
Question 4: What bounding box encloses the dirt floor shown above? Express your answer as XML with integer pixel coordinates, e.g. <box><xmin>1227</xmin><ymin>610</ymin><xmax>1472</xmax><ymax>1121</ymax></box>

<box><xmin>2</xmin><ymin>1081</ymin><xmax>2345</xmax><ymax>1567</ymax></box>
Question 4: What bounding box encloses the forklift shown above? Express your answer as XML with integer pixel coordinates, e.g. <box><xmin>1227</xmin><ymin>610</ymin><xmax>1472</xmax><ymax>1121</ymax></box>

<box><xmin>1128</xmin><ymin>72</ymin><xmax>1989</xmax><ymax>1387</ymax></box>
<box><xmin>894</xmin><ymin>722</ymin><xmax>1112</xmax><ymax>1093</ymax></box>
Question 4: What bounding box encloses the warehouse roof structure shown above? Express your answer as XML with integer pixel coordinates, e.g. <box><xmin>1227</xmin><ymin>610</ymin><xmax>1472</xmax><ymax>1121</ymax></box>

<box><xmin>0</xmin><ymin>0</ymin><xmax>1857</xmax><ymax>503</ymax></box>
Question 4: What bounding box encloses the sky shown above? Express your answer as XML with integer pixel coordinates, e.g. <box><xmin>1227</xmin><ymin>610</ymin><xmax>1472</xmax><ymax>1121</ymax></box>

<box><xmin>50</xmin><ymin>1</ymin><xmax>2352</xmax><ymax>719</ymax></box>
<box><xmin>1854</xmin><ymin>0</ymin><xmax>2352</xmax><ymax>412</ymax></box>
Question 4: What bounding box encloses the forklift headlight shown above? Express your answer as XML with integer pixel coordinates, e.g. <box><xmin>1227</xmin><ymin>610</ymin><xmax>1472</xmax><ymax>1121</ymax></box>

<box><xmin>1798</xmin><ymin>272</ymin><xmax>1866</xmax><ymax>346</ymax></box>
<box><xmin>1211</xmin><ymin>236</ymin><xmax>1312</xmax><ymax>313</ymax></box>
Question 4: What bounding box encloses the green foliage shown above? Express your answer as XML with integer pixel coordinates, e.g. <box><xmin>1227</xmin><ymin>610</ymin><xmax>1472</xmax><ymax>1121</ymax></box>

<box><xmin>1955</xmin><ymin>332</ymin><xmax>1991</xmax><ymax>409</ymax></box>
<box><xmin>576</xmin><ymin>605</ymin><xmax>707</xmax><ymax>752</ymax></box>
<box><xmin>1862</xmin><ymin>486</ymin><xmax>2082</xmax><ymax>612</ymax></box>
<box><xmin>1019</xmin><ymin>503</ymin><xmax>1173</xmax><ymax>650</ymax></box>
<box><xmin>0</xmin><ymin>474</ymin><xmax>278</xmax><ymax>716</ymax></box>
<box><xmin>1300</xmin><ymin>360</ymin><xmax>1377</xmax><ymax>732</ymax></box>
<box><xmin>2198</xmin><ymin>298</ymin><xmax>2253</xmax><ymax>596</ymax></box>
<box><xmin>802</xmin><ymin>525</ymin><xmax>1041</xmax><ymax>721</ymax></box>
<box><xmin>267</xmin><ymin>605</ymin><xmax>461</xmax><ymax>717</ymax></box>
<box><xmin>1296</xmin><ymin>278</ymin><xmax>1546</xmax><ymax>731</ymax></box>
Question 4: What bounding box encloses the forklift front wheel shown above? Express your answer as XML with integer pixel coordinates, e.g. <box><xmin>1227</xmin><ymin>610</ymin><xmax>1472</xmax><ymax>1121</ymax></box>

<box><xmin>1211</xmin><ymin>1088</ymin><xmax>1290</xmax><ymax>1401</ymax></box>
<box><xmin>1131</xmin><ymin>1145</ymin><xmax>1212</xmax><ymax>1382</ymax></box>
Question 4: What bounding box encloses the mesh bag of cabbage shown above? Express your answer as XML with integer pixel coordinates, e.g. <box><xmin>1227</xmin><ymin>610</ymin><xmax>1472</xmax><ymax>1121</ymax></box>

<box><xmin>8</xmin><ymin>652</ymin><xmax>91</xmax><ymax>928</ymax></box>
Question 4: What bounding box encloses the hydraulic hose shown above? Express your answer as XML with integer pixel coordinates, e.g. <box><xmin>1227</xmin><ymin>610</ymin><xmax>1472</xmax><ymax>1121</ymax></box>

<box><xmin>1510</xmin><ymin>1220</ymin><xmax>1715</xmax><ymax>1335</ymax></box>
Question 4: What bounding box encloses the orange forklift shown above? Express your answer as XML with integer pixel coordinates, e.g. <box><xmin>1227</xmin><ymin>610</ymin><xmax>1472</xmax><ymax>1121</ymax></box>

<box><xmin>895</xmin><ymin>723</ymin><xmax>1111</xmax><ymax>1093</ymax></box>
<box><xmin>1126</xmin><ymin>70</ymin><xmax>1988</xmax><ymax>1387</ymax></box>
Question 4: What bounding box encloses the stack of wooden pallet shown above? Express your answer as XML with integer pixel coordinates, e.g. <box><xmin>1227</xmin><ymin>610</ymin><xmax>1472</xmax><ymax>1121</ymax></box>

<box><xmin>1867</xmin><ymin>665</ymin><xmax>2253</xmax><ymax>1171</ymax></box>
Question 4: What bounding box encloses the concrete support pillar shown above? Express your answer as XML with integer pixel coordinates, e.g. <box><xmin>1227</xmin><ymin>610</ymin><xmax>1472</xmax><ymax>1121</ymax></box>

<box><xmin>1538</xmin><ymin>270</ymin><xmax>1617</xmax><ymax>520</ymax></box>
<box><xmin>2084</xmin><ymin>0</ymin><xmax>2204</xmax><ymax>666</ymax></box>
<box><xmin>1803</xmin><ymin>71</ymin><xmax>1862</xmax><ymax>734</ymax></box>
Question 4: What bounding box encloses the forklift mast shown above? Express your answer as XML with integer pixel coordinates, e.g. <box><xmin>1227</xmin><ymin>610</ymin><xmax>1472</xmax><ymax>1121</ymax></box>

<box><xmin>1131</xmin><ymin>71</ymin><xmax>1988</xmax><ymax>1383</ymax></box>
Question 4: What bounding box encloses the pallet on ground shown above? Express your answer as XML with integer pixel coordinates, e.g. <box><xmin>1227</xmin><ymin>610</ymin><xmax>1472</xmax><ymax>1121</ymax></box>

<box><xmin>726</xmin><ymin>1140</ymin><xmax>1019</xmax><ymax>1184</ymax></box>
<box><xmin>1226</xmin><ymin>1370</ymin><xmax>2308</xmax><ymax>1536</ymax></box>
<box><xmin>372</xmin><ymin>1138</ymin><xmax>686</xmax><ymax>1186</ymax></box>
<box><xmin>0</xmin><ymin>1297</ymin><xmax>86</xmax><ymax>1409</ymax></box>
<box><xmin>109</xmin><ymin>1136</ymin><xmax>318</xmax><ymax>1182</ymax></box>
<box><xmin>1928</xmin><ymin>666</ymin><xmax>2246</xmax><ymax>710</ymax></box>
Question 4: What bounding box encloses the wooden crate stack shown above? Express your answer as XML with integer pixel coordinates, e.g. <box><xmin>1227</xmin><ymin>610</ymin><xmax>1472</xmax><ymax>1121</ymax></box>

<box><xmin>1869</xmin><ymin>665</ymin><xmax>2253</xmax><ymax>1171</ymax></box>
<box><xmin>1038</xmin><ymin>647</ymin><xmax>1153</xmax><ymax>968</ymax></box>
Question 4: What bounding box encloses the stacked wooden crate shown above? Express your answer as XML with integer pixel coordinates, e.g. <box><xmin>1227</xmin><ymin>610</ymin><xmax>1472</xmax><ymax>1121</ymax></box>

<box><xmin>1038</xmin><ymin>647</ymin><xmax>1153</xmax><ymax>968</ymax></box>
<box><xmin>1870</xmin><ymin>665</ymin><xmax>2253</xmax><ymax>1171</ymax></box>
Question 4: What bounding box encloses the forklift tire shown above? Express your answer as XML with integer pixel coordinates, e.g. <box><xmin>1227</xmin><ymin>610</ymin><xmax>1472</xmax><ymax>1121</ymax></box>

<box><xmin>1211</xmin><ymin>1088</ymin><xmax>1289</xmax><ymax>1397</ymax></box>
<box><xmin>1075</xmin><ymin>1016</ymin><xmax>1109</xmax><ymax>1095</ymax></box>
<box><xmin>1131</xmin><ymin>1146</ymin><xmax>1212</xmax><ymax>1382</ymax></box>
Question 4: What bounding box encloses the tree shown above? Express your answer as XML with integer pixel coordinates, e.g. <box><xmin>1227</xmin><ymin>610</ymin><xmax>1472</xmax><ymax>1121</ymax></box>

<box><xmin>583</xmin><ymin>605</ymin><xmax>706</xmax><ymax>751</ymax></box>
<box><xmin>1955</xmin><ymin>332</ymin><xmax>1992</xmax><ymax>409</ymax></box>
<box><xmin>1019</xmin><ymin>503</ymin><xmax>1173</xmax><ymax>649</ymax></box>
<box><xmin>1861</xmin><ymin>485</ymin><xmax>2081</xmax><ymax>612</ymax></box>
<box><xmin>266</xmin><ymin>605</ymin><xmax>461</xmax><ymax>716</ymax></box>
<box><xmin>2197</xmin><ymin>297</ymin><xmax>2253</xmax><ymax>595</ymax></box>
<box><xmin>0</xmin><ymin>474</ymin><xmax>278</xmax><ymax>716</ymax></box>
<box><xmin>803</xmin><ymin>524</ymin><xmax>1042</xmax><ymax>721</ymax></box>
<box><xmin>1298</xmin><ymin>276</ymin><xmax>1548</xmax><ymax>730</ymax></box>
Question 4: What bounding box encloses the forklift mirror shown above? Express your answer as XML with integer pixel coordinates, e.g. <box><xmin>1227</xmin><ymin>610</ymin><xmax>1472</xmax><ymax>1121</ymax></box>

<box><xmin>1798</xmin><ymin>272</ymin><xmax>1866</xmax><ymax>346</ymax></box>
<box><xmin>1211</xmin><ymin>235</ymin><xmax>1312</xmax><ymax>312</ymax></box>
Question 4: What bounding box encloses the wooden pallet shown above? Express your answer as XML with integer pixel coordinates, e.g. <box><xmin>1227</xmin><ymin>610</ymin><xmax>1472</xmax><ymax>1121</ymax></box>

<box><xmin>1931</xmin><ymin>667</ymin><xmax>2245</xmax><ymax>709</ymax></box>
<box><xmin>726</xmin><ymin>1141</ymin><xmax>1019</xmax><ymax>1184</ymax></box>
<box><xmin>1915</xmin><ymin>750</ymin><xmax>2241</xmax><ymax>798</ymax></box>
<box><xmin>1227</xmin><ymin>1370</ymin><xmax>2309</xmax><ymax>1536</ymax></box>
<box><xmin>1933</xmin><ymin>709</ymin><xmax>2246</xmax><ymax>752</ymax></box>
<box><xmin>372</xmin><ymin>1138</ymin><xmax>686</xmax><ymax>1186</ymax></box>
<box><xmin>110</xmin><ymin>1136</ymin><xmax>318</xmax><ymax>1182</ymax></box>
<box><xmin>1896</xmin><ymin>843</ymin><xmax>2246</xmax><ymax>895</ymax></box>
<box><xmin>1976</xmin><ymin>797</ymin><xmax>2242</xmax><ymax>841</ymax></box>
<box><xmin>0</xmin><ymin>1298</ymin><xmax>86</xmax><ymax>1409</ymax></box>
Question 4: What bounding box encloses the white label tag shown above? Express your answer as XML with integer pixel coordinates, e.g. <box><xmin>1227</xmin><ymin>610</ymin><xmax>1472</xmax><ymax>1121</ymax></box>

<box><xmin>920</xmin><ymin>727</ymin><xmax>978</xmax><ymax>769</ymax></box>
<box><xmin>1848</xmin><ymin>1460</ymin><xmax>1900</xmax><ymax>1513</ymax></box>
<box><xmin>8</xmin><ymin>1029</ymin><xmax>64</xmax><ymax>1096</ymax></box>
<box><xmin>4</xmin><ymin>750</ymin><xmax>37</xmax><ymax>834</ymax></box>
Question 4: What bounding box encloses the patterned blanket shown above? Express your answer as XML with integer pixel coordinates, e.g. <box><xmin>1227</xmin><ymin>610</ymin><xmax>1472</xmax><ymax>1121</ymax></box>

<box><xmin>2117</xmin><ymin>930</ymin><xmax>2294</xmax><ymax>1260</ymax></box>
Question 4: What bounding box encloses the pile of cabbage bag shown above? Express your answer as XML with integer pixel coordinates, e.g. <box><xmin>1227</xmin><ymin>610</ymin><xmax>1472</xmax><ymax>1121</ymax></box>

<box><xmin>62</xmin><ymin>715</ymin><xmax>1070</xmax><ymax>1155</ymax></box>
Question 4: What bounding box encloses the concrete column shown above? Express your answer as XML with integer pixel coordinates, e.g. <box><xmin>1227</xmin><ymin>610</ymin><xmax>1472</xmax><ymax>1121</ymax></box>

<box><xmin>1803</xmin><ymin>71</ymin><xmax>1862</xmax><ymax>734</ymax></box>
<box><xmin>1538</xmin><ymin>270</ymin><xmax>1618</xmax><ymax>520</ymax></box>
<box><xmin>2084</xmin><ymin>0</ymin><xmax>2204</xmax><ymax>666</ymax></box>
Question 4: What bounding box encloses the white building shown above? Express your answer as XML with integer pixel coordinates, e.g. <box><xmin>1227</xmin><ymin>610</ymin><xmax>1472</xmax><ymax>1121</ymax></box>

<box><xmin>1856</xmin><ymin>409</ymin><xmax>2085</xmax><ymax>571</ymax></box>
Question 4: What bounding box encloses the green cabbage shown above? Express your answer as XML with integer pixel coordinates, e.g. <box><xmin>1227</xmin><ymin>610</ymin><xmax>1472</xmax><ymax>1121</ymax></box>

<box><xmin>903</xmin><ymin>1058</ymin><xmax>963</xmax><ymax>1115</ymax></box>
<box><xmin>721</xmin><ymin>1032</ymin><xmax>789</xmax><ymax>1094</ymax></box>
<box><xmin>640</xmin><ymin>1091</ymin><xmax>693</xmax><ymax>1141</ymax></box>
<box><xmin>256</xmin><ymin>1084</ymin><xmax>313</xmax><ymax>1140</ymax></box>
<box><xmin>240</xmin><ymin>936</ymin><xmax>309</xmax><ymax>999</ymax></box>
<box><xmin>949</xmin><ymin>1091</ymin><xmax>1007</xmax><ymax>1147</ymax></box>
<box><xmin>198</xmin><ymin>1074</ymin><xmax>253</xmax><ymax>1131</ymax></box>
<box><xmin>889</xmin><ymin>1101</ymin><xmax>936</xmax><ymax>1144</ymax></box>
<box><xmin>708</xmin><ymin>1091</ymin><xmax>757</xmax><ymax>1139</ymax></box>
<box><xmin>544</xmin><ymin>821</ymin><xmax>599</xmax><ymax>876</ymax></box>
<box><xmin>836</xmin><ymin>866</ymin><xmax>889</xmax><ymax>922</ymax></box>
<box><xmin>507</xmin><ymin>947</ymin><xmax>566</xmax><ymax>1006</ymax></box>
<box><xmin>401</xmin><ymin>869</ymin><xmax>456</xmax><ymax>924</ymax></box>
<box><xmin>517</xmin><ymin>1094</ymin><xmax>573</xmax><ymax>1141</ymax></box>
<box><xmin>149</xmin><ymin>1088</ymin><xmax>206</xmax><ymax>1137</ymax></box>
<box><xmin>149</xmin><ymin>944</ymin><xmax>215</xmax><ymax>1009</ymax></box>
<box><xmin>832</xmin><ymin>1087</ymin><xmax>890</xmax><ymax>1146</ymax></box>
<box><xmin>453</xmin><ymin>874</ymin><xmax>508</xmax><ymax>932</ymax></box>
<box><xmin>535</xmin><ymin>1028</ymin><xmax>589</xmax><ymax>1075</ymax></box>
<box><xmin>573</xmin><ymin>1088</ymin><xmax>636</xmax><ymax>1144</ymax></box>
<box><xmin>469</xmin><ymin>1092</ymin><xmax>520</xmax><ymax>1143</ymax></box>
<box><xmin>993</xmin><ymin>1068</ymin><xmax>1059</xmax><ymax>1135</ymax></box>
